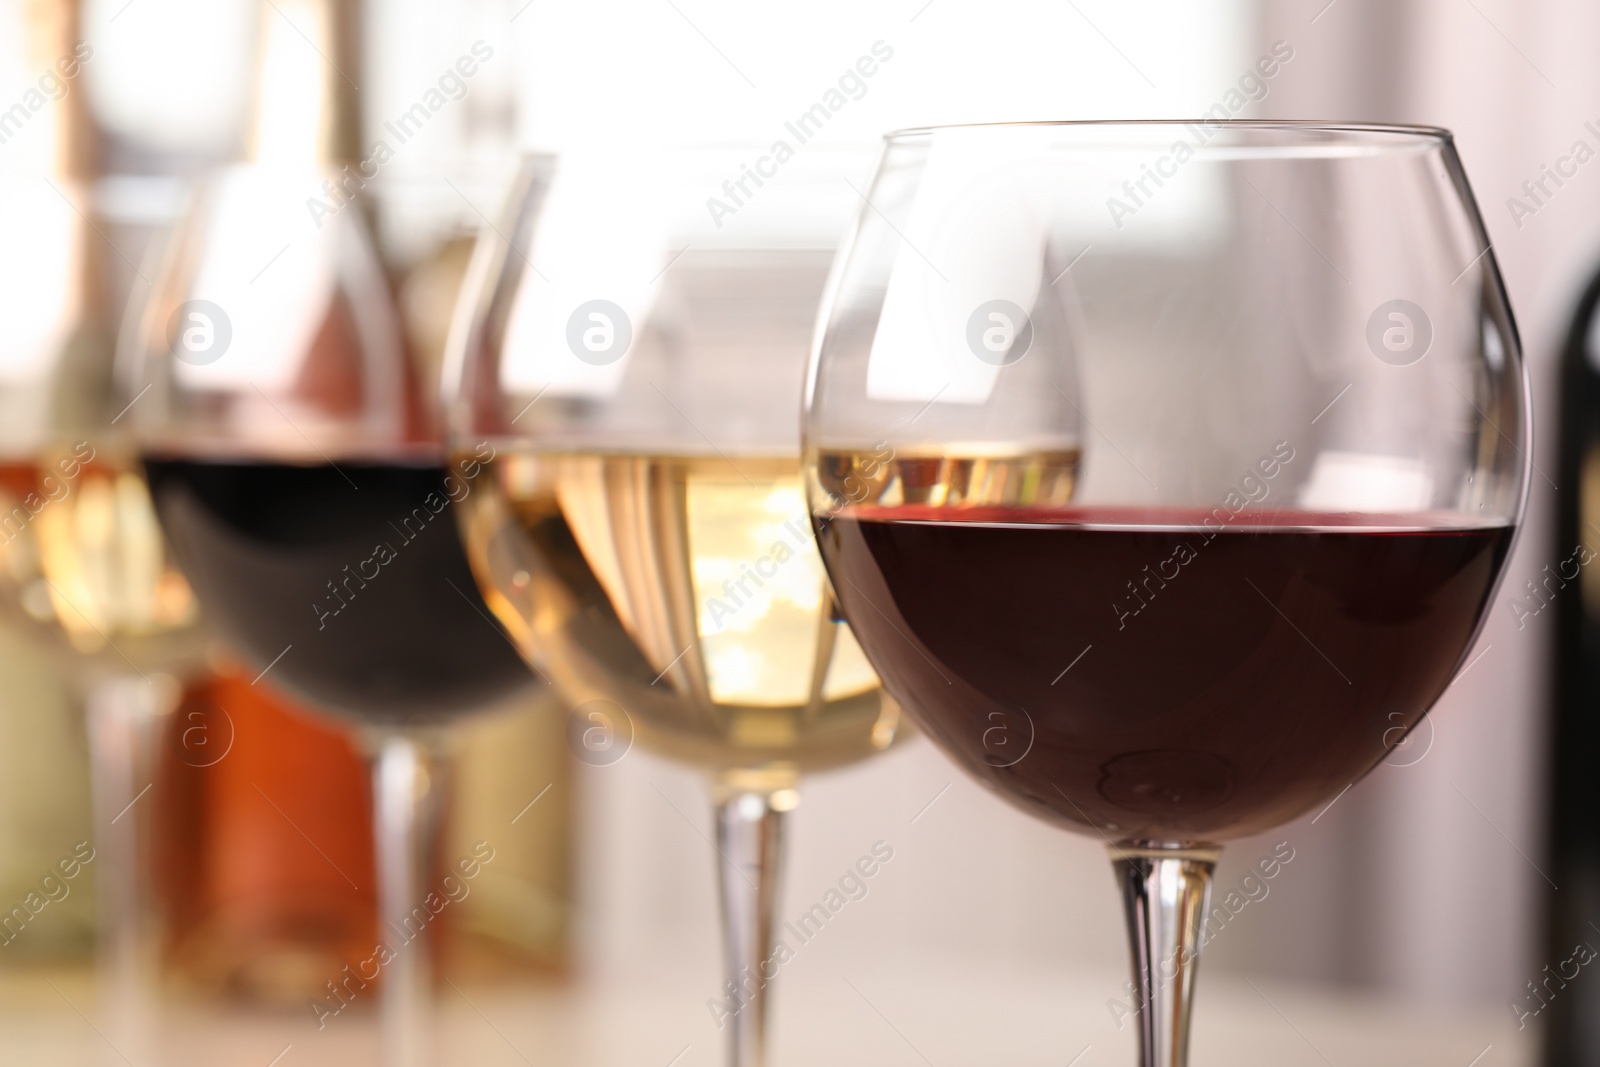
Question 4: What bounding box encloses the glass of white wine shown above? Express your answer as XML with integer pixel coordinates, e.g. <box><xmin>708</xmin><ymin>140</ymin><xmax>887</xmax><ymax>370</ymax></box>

<box><xmin>443</xmin><ymin>150</ymin><xmax>907</xmax><ymax>1066</ymax></box>
<box><xmin>0</xmin><ymin>5</ymin><xmax>207</xmax><ymax>1046</ymax></box>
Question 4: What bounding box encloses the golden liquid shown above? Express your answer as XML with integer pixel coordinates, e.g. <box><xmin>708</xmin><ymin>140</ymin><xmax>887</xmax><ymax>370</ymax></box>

<box><xmin>811</xmin><ymin>445</ymin><xmax>1081</xmax><ymax>511</ymax></box>
<box><xmin>460</xmin><ymin>450</ymin><xmax>904</xmax><ymax>781</ymax></box>
<box><xmin>0</xmin><ymin>447</ymin><xmax>204</xmax><ymax>672</ymax></box>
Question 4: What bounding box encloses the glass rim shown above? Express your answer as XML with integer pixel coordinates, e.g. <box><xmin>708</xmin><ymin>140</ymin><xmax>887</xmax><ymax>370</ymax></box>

<box><xmin>883</xmin><ymin>119</ymin><xmax>1453</xmax><ymax>144</ymax></box>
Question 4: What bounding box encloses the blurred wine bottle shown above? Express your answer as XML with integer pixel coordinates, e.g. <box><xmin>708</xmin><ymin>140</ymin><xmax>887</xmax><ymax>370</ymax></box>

<box><xmin>153</xmin><ymin>667</ymin><xmax>375</xmax><ymax>999</ymax></box>
<box><xmin>138</xmin><ymin>0</ymin><xmax>569</xmax><ymax>1002</ymax></box>
<box><xmin>152</xmin><ymin>664</ymin><xmax>571</xmax><ymax>999</ymax></box>
<box><xmin>1546</xmin><ymin>266</ymin><xmax>1600</xmax><ymax>1063</ymax></box>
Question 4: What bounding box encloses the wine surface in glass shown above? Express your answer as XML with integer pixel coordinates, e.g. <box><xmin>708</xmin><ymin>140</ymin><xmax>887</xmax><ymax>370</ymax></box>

<box><xmin>0</xmin><ymin>448</ymin><xmax>203</xmax><ymax>669</ymax></box>
<box><xmin>461</xmin><ymin>449</ymin><xmax>902</xmax><ymax>777</ymax></box>
<box><xmin>814</xmin><ymin>455</ymin><xmax>1511</xmax><ymax>842</ymax></box>
<box><xmin>143</xmin><ymin>457</ymin><xmax>530</xmax><ymax>725</ymax></box>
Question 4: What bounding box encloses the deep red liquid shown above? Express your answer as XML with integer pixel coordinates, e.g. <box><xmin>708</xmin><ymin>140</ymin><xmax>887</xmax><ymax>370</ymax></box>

<box><xmin>144</xmin><ymin>458</ymin><xmax>532</xmax><ymax>726</ymax></box>
<box><xmin>816</xmin><ymin>506</ymin><xmax>1512</xmax><ymax>842</ymax></box>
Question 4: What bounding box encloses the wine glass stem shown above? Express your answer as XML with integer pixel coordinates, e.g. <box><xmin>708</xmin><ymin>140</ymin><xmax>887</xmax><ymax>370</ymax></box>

<box><xmin>713</xmin><ymin>786</ymin><xmax>790</xmax><ymax>1067</ymax></box>
<box><xmin>86</xmin><ymin>674</ymin><xmax>168</xmax><ymax>1059</ymax></box>
<box><xmin>1109</xmin><ymin>844</ymin><xmax>1219</xmax><ymax>1067</ymax></box>
<box><xmin>373</xmin><ymin>733</ymin><xmax>444</xmax><ymax>1067</ymax></box>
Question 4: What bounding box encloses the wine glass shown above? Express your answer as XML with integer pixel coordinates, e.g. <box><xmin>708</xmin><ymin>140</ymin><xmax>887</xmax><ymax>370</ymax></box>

<box><xmin>802</xmin><ymin>121</ymin><xmax>1527</xmax><ymax>1067</ymax></box>
<box><xmin>0</xmin><ymin>91</ymin><xmax>207</xmax><ymax>1057</ymax></box>
<box><xmin>443</xmin><ymin>150</ymin><xmax>908</xmax><ymax>1067</ymax></box>
<box><xmin>119</xmin><ymin>162</ymin><xmax>534</xmax><ymax>1067</ymax></box>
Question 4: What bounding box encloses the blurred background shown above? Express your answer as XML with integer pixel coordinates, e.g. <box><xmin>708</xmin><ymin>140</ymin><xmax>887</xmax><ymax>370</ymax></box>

<box><xmin>0</xmin><ymin>0</ymin><xmax>1591</xmax><ymax>1063</ymax></box>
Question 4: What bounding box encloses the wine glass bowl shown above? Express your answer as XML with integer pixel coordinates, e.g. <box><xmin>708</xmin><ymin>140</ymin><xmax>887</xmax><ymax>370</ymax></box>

<box><xmin>807</xmin><ymin>121</ymin><xmax>1524</xmax><ymax>841</ymax></box>
<box><xmin>126</xmin><ymin>165</ymin><xmax>530</xmax><ymax>728</ymax></box>
<box><xmin>447</xmin><ymin>154</ymin><xmax>906</xmax><ymax>782</ymax></box>
<box><xmin>0</xmin><ymin>175</ymin><xmax>207</xmax><ymax>678</ymax></box>
<box><xmin>803</xmin><ymin>121</ymin><xmax>1526</xmax><ymax>1067</ymax></box>
<box><xmin>0</xmin><ymin>439</ymin><xmax>203</xmax><ymax>674</ymax></box>
<box><xmin>462</xmin><ymin>448</ymin><xmax>901</xmax><ymax>780</ymax></box>
<box><xmin>130</xmin><ymin>165</ymin><xmax>417</xmax><ymax>457</ymax></box>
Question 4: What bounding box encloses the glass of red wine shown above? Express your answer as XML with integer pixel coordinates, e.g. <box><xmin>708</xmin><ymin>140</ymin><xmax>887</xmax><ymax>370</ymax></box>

<box><xmin>118</xmin><ymin>165</ymin><xmax>533</xmax><ymax>1066</ymax></box>
<box><xmin>804</xmin><ymin>121</ymin><xmax>1528</xmax><ymax>1066</ymax></box>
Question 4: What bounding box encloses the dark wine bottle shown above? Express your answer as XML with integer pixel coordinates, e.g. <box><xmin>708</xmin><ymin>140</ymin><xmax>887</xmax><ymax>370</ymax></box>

<box><xmin>1543</xmin><ymin>264</ymin><xmax>1600</xmax><ymax>1063</ymax></box>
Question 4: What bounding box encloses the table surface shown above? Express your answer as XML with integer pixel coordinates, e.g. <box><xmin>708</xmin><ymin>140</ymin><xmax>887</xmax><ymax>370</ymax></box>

<box><xmin>0</xmin><ymin>958</ymin><xmax>1529</xmax><ymax>1067</ymax></box>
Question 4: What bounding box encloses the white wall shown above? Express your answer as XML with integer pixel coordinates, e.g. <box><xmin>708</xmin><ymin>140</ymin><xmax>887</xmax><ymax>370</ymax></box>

<box><xmin>1240</xmin><ymin>0</ymin><xmax>1599</xmax><ymax>1005</ymax></box>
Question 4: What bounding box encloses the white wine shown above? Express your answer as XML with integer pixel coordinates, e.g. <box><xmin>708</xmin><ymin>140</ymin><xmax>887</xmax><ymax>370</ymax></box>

<box><xmin>811</xmin><ymin>446</ymin><xmax>1080</xmax><ymax>511</ymax></box>
<box><xmin>0</xmin><ymin>446</ymin><xmax>203</xmax><ymax>672</ymax></box>
<box><xmin>460</xmin><ymin>449</ymin><xmax>904</xmax><ymax>781</ymax></box>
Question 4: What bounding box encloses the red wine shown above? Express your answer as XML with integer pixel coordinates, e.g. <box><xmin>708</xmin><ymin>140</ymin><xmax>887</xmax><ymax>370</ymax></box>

<box><xmin>817</xmin><ymin>505</ymin><xmax>1512</xmax><ymax>842</ymax></box>
<box><xmin>143</xmin><ymin>457</ymin><xmax>532</xmax><ymax>725</ymax></box>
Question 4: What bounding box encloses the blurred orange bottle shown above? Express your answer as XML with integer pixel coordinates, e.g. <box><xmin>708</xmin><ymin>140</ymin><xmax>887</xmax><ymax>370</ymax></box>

<box><xmin>149</xmin><ymin>665</ymin><xmax>573</xmax><ymax>1003</ymax></box>
<box><xmin>152</xmin><ymin>668</ymin><xmax>378</xmax><ymax>1002</ymax></box>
